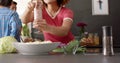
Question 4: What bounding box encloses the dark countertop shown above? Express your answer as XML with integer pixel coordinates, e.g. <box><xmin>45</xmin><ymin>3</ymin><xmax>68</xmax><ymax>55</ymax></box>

<box><xmin>0</xmin><ymin>53</ymin><xmax>120</xmax><ymax>63</ymax></box>
<box><xmin>0</xmin><ymin>48</ymin><xmax>120</xmax><ymax>63</ymax></box>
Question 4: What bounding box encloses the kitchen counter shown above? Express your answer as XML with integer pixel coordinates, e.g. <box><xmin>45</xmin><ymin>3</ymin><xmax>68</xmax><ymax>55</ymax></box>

<box><xmin>0</xmin><ymin>52</ymin><xmax>120</xmax><ymax>63</ymax></box>
<box><xmin>0</xmin><ymin>48</ymin><xmax>120</xmax><ymax>63</ymax></box>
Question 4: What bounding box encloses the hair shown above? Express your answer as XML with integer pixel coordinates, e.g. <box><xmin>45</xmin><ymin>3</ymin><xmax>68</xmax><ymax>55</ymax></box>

<box><xmin>0</xmin><ymin>0</ymin><xmax>12</xmax><ymax>7</ymax></box>
<box><xmin>57</xmin><ymin>0</ymin><xmax>70</xmax><ymax>6</ymax></box>
<box><xmin>12</xmin><ymin>1</ymin><xmax>17</xmax><ymax>5</ymax></box>
<box><xmin>42</xmin><ymin>0</ymin><xmax>70</xmax><ymax>7</ymax></box>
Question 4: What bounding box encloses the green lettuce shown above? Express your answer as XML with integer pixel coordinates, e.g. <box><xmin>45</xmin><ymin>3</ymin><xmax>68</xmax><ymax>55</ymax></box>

<box><xmin>0</xmin><ymin>36</ymin><xmax>17</xmax><ymax>54</ymax></box>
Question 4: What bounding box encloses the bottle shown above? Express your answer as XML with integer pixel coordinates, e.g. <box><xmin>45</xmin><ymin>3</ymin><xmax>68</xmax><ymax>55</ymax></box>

<box><xmin>33</xmin><ymin>0</ymin><xmax>43</xmax><ymax>34</ymax></box>
<box><xmin>88</xmin><ymin>33</ymin><xmax>94</xmax><ymax>46</ymax></box>
<box><xmin>94</xmin><ymin>33</ymin><xmax>99</xmax><ymax>46</ymax></box>
<box><xmin>34</xmin><ymin>0</ymin><xmax>42</xmax><ymax>20</ymax></box>
<box><xmin>102</xmin><ymin>26</ymin><xmax>114</xmax><ymax>56</ymax></box>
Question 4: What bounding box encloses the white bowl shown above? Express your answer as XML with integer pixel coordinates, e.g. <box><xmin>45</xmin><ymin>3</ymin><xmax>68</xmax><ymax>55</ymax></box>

<box><xmin>13</xmin><ymin>42</ymin><xmax>60</xmax><ymax>55</ymax></box>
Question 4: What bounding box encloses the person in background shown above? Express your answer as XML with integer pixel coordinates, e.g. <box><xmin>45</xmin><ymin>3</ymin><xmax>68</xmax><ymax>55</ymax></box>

<box><xmin>0</xmin><ymin>0</ymin><xmax>22</xmax><ymax>41</ymax></box>
<box><xmin>10</xmin><ymin>1</ymin><xmax>17</xmax><ymax>11</ymax></box>
<box><xmin>21</xmin><ymin>0</ymin><xmax>74</xmax><ymax>44</ymax></box>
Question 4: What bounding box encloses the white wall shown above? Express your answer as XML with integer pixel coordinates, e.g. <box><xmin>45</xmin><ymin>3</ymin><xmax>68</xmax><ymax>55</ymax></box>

<box><xmin>13</xmin><ymin>0</ymin><xmax>31</xmax><ymax>16</ymax></box>
<box><xmin>13</xmin><ymin>0</ymin><xmax>32</xmax><ymax>33</ymax></box>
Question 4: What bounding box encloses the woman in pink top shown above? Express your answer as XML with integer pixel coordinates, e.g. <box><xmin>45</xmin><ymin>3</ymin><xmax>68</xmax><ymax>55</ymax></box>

<box><xmin>21</xmin><ymin>0</ymin><xmax>74</xmax><ymax>44</ymax></box>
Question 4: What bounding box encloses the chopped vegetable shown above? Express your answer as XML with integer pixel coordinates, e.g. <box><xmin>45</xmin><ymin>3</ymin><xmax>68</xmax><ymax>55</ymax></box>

<box><xmin>0</xmin><ymin>36</ymin><xmax>17</xmax><ymax>54</ymax></box>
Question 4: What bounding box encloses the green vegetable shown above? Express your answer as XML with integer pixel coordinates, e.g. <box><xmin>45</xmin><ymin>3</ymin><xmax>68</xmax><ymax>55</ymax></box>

<box><xmin>64</xmin><ymin>40</ymin><xmax>80</xmax><ymax>53</ymax></box>
<box><xmin>76</xmin><ymin>46</ymin><xmax>86</xmax><ymax>53</ymax></box>
<box><xmin>0</xmin><ymin>36</ymin><xmax>17</xmax><ymax>54</ymax></box>
<box><xmin>21</xmin><ymin>24</ymin><xmax>30</xmax><ymax>37</ymax></box>
<box><xmin>52</xmin><ymin>48</ymin><xmax>64</xmax><ymax>53</ymax></box>
<box><xmin>53</xmin><ymin>40</ymin><xmax>86</xmax><ymax>54</ymax></box>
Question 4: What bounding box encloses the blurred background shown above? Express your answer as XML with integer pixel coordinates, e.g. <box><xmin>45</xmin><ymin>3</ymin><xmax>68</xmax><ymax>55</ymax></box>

<box><xmin>14</xmin><ymin>0</ymin><xmax>120</xmax><ymax>47</ymax></box>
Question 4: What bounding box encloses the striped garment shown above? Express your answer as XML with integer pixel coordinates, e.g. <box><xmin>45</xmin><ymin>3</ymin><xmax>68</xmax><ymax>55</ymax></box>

<box><xmin>0</xmin><ymin>7</ymin><xmax>22</xmax><ymax>42</ymax></box>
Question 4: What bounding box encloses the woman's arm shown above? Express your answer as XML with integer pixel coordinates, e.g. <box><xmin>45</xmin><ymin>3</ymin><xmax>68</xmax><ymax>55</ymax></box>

<box><xmin>47</xmin><ymin>19</ymin><xmax>73</xmax><ymax>36</ymax></box>
<box><xmin>33</xmin><ymin>19</ymin><xmax>73</xmax><ymax>36</ymax></box>
<box><xmin>21</xmin><ymin>1</ymin><xmax>35</xmax><ymax>24</ymax></box>
<box><xmin>21</xmin><ymin>9</ymin><xmax>34</xmax><ymax>24</ymax></box>
<box><xmin>48</xmin><ymin>9</ymin><xmax>74</xmax><ymax>36</ymax></box>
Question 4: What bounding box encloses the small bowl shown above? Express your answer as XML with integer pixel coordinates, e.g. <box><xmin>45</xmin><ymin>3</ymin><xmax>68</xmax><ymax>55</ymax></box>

<box><xmin>13</xmin><ymin>42</ymin><xmax>60</xmax><ymax>55</ymax></box>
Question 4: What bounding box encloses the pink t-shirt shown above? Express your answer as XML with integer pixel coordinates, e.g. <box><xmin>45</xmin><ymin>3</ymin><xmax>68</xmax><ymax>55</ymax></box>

<box><xmin>42</xmin><ymin>7</ymin><xmax>74</xmax><ymax>44</ymax></box>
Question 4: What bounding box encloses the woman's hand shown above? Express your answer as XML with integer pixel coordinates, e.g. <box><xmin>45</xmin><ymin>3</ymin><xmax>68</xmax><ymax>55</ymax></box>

<box><xmin>21</xmin><ymin>1</ymin><xmax>35</xmax><ymax>24</ymax></box>
<box><xmin>33</xmin><ymin>19</ymin><xmax>49</xmax><ymax>32</ymax></box>
<box><xmin>27</xmin><ymin>1</ymin><xmax>35</xmax><ymax>12</ymax></box>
